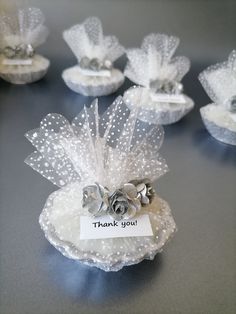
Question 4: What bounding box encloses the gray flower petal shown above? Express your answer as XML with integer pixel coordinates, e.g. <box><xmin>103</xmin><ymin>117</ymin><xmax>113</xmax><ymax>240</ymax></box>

<box><xmin>140</xmin><ymin>195</ymin><xmax>150</xmax><ymax>205</ymax></box>
<box><xmin>123</xmin><ymin>183</ymin><xmax>137</xmax><ymax>199</ymax></box>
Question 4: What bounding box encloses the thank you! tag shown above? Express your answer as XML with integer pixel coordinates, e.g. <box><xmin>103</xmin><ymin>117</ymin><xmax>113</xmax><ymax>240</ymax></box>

<box><xmin>3</xmin><ymin>58</ymin><xmax>33</xmax><ymax>65</ymax></box>
<box><xmin>80</xmin><ymin>214</ymin><xmax>153</xmax><ymax>239</ymax></box>
<box><xmin>231</xmin><ymin>113</ymin><xmax>236</xmax><ymax>122</ymax></box>
<box><xmin>151</xmin><ymin>93</ymin><xmax>186</xmax><ymax>104</ymax></box>
<box><xmin>78</xmin><ymin>67</ymin><xmax>111</xmax><ymax>77</ymax></box>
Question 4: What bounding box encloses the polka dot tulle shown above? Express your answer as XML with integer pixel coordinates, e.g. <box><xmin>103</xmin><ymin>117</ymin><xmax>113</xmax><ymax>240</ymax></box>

<box><xmin>123</xmin><ymin>33</ymin><xmax>194</xmax><ymax>125</ymax></box>
<box><xmin>124</xmin><ymin>33</ymin><xmax>190</xmax><ymax>88</ymax></box>
<box><xmin>123</xmin><ymin>86</ymin><xmax>194</xmax><ymax>125</ymax></box>
<box><xmin>39</xmin><ymin>182</ymin><xmax>176</xmax><ymax>271</ymax></box>
<box><xmin>0</xmin><ymin>7</ymin><xmax>48</xmax><ymax>51</ymax></box>
<box><xmin>25</xmin><ymin>96</ymin><xmax>176</xmax><ymax>271</ymax></box>
<box><xmin>63</xmin><ymin>16</ymin><xmax>124</xmax><ymax>64</ymax></box>
<box><xmin>199</xmin><ymin>50</ymin><xmax>236</xmax><ymax>145</ymax></box>
<box><xmin>199</xmin><ymin>50</ymin><xmax>236</xmax><ymax>110</ymax></box>
<box><xmin>0</xmin><ymin>8</ymin><xmax>49</xmax><ymax>84</ymax></box>
<box><xmin>25</xmin><ymin>96</ymin><xmax>168</xmax><ymax>189</ymax></box>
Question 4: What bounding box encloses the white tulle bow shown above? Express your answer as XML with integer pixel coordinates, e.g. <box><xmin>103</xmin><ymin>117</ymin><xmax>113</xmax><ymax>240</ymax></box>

<box><xmin>63</xmin><ymin>16</ymin><xmax>124</xmax><ymax>66</ymax></box>
<box><xmin>125</xmin><ymin>33</ymin><xmax>190</xmax><ymax>90</ymax></box>
<box><xmin>199</xmin><ymin>50</ymin><xmax>236</xmax><ymax>112</ymax></box>
<box><xmin>25</xmin><ymin>97</ymin><xmax>168</xmax><ymax>191</ymax></box>
<box><xmin>0</xmin><ymin>7</ymin><xmax>48</xmax><ymax>52</ymax></box>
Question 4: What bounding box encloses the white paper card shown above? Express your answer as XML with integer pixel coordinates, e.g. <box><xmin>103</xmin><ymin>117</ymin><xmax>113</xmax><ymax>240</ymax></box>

<box><xmin>2</xmin><ymin>58</ymin><xmax>33</xmax><ymax>65</ymax></box>
<box><xmin>151</xmin><ymin>93</ymin><xmax>186</xmax><ymax>104</ymax></box>
<box><xmin>80</xmin><ymin>214</ymin><xmax>153</xmax><ymax>240</ymax></box>
<box><xmin>78</xmin><ymin>66</ymin><xmax>111</xmax><ymax>77</ymax></box>
<box><xmin>231</xmin><ymin>113</ymin><xmax>236</xmax><ymax>122</ymax></box>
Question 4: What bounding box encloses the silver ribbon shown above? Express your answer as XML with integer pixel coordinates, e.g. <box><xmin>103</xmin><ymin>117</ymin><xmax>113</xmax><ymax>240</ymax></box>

<box><xmin>150</xmin><ymin>78</ymin><xmax>183</xmax><ymax>95</ymax></box>
<box><xmin>79</xmin><ymin>56</ymin><xmax>112</xmax><ymax>72</ymax></box>
<box><xmin>2</xmin><ymin>44</ymin><xmax>35</xmax><ymax>59</ymax></box>
<box><xmin>82</xmin><ymin>179</ymin><xmax>154</xmax><ymax>221</ymax></box>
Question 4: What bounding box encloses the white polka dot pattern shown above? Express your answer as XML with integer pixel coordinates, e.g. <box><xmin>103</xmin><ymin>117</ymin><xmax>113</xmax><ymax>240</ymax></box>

<box><xmin>63</xmin><ymin>16</ymin><xmax>124</xmax><ymax>64</ymax></box>
<box><xmin>25</xmin><ymin>96</ymin><xmax>168</xmax><ymax>189</ymax></box>
<box><xmin>39</xmin><ymin>182</ymin><xmax>176</xmax><ymax>271</ymax></box>
<box><xmin>124</xmin><ymin>33</ymin><xmax>190</xmax><ymax>88</ymax></box>
<box><xmin>199</xmin><ymin>50</ymin><xmax>236</xmax><ymax>110</ymax></box>
<box><xmin>199</xmin><ymin>50</ymin><xmax>236</xmax><ymax>145</ymax></box>
<box><xmin>0</xmin><ymin>7</ymin><xmax>49</xmax><ymax>49</ymax></box>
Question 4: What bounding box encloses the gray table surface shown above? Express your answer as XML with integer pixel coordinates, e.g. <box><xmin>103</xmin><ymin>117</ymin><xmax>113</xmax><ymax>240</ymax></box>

<box><xmin>0</xmin><ymin>1</ymin><xmax>236</xmax><ymax>314</ymax></box>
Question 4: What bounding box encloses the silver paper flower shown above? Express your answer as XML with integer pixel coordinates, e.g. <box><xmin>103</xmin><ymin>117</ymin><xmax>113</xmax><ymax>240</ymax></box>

<box><xmin>82</xmin><ymin>183</ymin><xmax>109</xmax><ymax>216</ymax></box>
<box><xmin>80</xmin><ymin>56</ymin><xmax>112</xmax><ymax>72</ymax></box>
<box><xmin>226</xmin><ymin>95</ymin><xmax>236</xmax><ymax>113</ymax></box>
<box><xmin>3</xmin><ymin>44</ymin><xmax>35</xmax><ymax>59</ymax></box>
<box><xmin>108</xmin><ymin>184</ymin><xmax>141</xmax><ymax>221</ymax></box>
<box><xmin>131</xmin><ymin>179</ymin><xmax>154</xmax><ymax>205</ymax></box>
<box><xmin>82</xmin><ymin>179</ymin><xmax>155</xmax><ymax>220</ymax></box>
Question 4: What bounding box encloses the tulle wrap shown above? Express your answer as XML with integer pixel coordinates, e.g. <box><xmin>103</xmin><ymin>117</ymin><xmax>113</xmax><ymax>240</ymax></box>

<box><xmin>25</xmin><ymin>97</ymin><xmax>176</xmax><ymax>271</ymax></box>
<box><xmin>199</xmin><ymin>50</ymin><xmax>236</xmax><ymax>145</ymax></box>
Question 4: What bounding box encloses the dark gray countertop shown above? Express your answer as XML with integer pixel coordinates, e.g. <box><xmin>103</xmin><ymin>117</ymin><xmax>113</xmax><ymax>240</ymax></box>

<box><xmin>0</xmin><ymin>1</ymin><xmax>235</xmax><ymax>314</ymax></box>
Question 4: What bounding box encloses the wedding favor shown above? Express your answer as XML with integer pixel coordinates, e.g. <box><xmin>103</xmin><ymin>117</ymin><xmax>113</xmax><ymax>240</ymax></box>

<box><xmin>199</xmin><ymin>51</ymin><xmax>236</xmax><ymax>145</ymax></box>
<box><xmin>62</xmin><ymin>17</ymin><xmax>125</xmax><ymax>96</ymax></box>
<box><xmin>123</xmin><ymin>33</ymin><xmax>194</xmax><ymax>125</ymax></box>
<box><xmin>25</xmin><ymin>97</ymin><xmax>176</xmax><ymax>271</ymax></box>
<box><xmin>0</xmin><ymin>7</ymin><xmax>50</xmax><ymax>84</ymax></box>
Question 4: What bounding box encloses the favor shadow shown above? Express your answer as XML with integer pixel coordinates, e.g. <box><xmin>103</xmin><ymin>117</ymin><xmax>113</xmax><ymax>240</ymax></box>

<box><xmin>43</xmin><ymin>244</ymin><xmax>163</xmax><ymax>303</ymax></box>
<box><xmin>193</xmin><ymin>127</ymin><xmax>236</xmax><ymax>166</ymax></box>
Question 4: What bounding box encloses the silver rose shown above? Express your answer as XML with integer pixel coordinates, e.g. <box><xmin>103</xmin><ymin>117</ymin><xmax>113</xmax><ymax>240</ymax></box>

<box><xmin>108</xmin><ymin>183</ymin><xmax>141</xmax><ymax>220</ymax></box>
<box><xmin>79</xmin><ymin>56</ymin><xmax>112</xmax><ymax>71</ymax></box>
<box><xmin>79</xmin><ymin>56</ymin><xmax>90</xmax><ymax>69</ymax></box>
<box><xmin>3</xmin><ymin>44</ymin><xmax>34</xmax><ymax>59</ymax></box>
<box><xmin>82</xmin><ymin>183</ymin><xmax>109</xmax><ymax>217</ymax></box>
<box><xmin>130</xmin><ymin>179</ymin><xmax>154</xmax><ymax>206</ymax></box>
<box><xmin>225</xmin><ymin>95</ymin><xmax>236</xmax><ymax>113</ymax></box>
